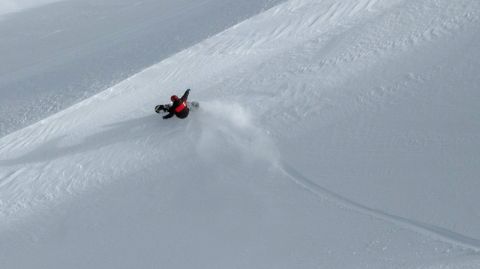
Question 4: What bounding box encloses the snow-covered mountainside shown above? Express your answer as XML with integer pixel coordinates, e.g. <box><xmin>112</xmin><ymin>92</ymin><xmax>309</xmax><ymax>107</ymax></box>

<box><xmin>0</xmin><ymin>0</ymin><xmax>284</xmax><ymax>137</ymax></box>
<box><xmin>1</xmin><ymin>0</ymin><xmax>480</xmax><ymax>268</ymax></box>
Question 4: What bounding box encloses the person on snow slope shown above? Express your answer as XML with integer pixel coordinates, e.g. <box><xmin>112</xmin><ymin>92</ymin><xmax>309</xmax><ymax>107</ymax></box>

<box><xmin>155</xmin><ymin>89</ymin><xmax>190</xmax><ymax>119</ymax></box>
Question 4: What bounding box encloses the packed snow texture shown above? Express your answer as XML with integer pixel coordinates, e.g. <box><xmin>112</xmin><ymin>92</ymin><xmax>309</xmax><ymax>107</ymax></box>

<box><xmin>1</xmin><ymin>0</ymin><xmax>480</xmax><ymax>268</ymax></box>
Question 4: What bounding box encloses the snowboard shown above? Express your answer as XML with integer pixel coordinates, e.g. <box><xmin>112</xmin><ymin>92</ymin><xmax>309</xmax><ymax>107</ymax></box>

<box><xmin>155</xmin><ymin>101</ymin><xmax>199</xmax><ymax>113</ymax></box>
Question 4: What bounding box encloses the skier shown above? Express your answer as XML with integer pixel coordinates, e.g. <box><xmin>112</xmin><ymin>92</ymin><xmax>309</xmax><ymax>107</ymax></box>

<box><xmin>155</xmin><ymin>89</ymin><xmax>191</xmax><ymax>119</ymax></box>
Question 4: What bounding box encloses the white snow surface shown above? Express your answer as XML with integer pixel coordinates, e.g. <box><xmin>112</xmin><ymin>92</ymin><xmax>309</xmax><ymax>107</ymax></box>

<box><xmin>1</xmin><ymin>0</ymin><xmax>480</xmax><ymax>268</ymax></box>
<box><xmin>0</xmin><ymin>0</ymin><xmax>284</xmax><ymax>136</ymax></box>
<box><xmin>0</xmin><ymin>0</ymin><xmax>62</xmax><ymax>17</ymax></box>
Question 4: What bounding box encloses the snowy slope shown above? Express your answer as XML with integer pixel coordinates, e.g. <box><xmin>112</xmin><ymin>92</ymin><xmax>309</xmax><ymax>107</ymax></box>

<box><xmin>0</xmin><ymin>0</ymin><xmax>284</xmax><ymax>137</ymax></box>
<box><xmin>1</xmin><ymin>0</ymin><xmax>480</xmax><ymax>268</ymax></box>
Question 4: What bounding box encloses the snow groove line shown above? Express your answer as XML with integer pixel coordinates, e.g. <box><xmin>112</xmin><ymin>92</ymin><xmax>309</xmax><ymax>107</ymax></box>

<box><xmin>0</xmin><ymin>168</ymin><xmax>24</xmax><ymax>190</ymax></box>
<box><xmin>278</xmin><ymin>161</ymin><xmax>480</xmax><ymax>253</ymax></box>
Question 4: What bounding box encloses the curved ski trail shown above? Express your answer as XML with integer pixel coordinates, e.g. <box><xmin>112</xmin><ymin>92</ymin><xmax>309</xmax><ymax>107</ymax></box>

<box><xmin>279</xmin><ymin>161</ymin><xmax>480</xmax><ymax>253</ymax></box>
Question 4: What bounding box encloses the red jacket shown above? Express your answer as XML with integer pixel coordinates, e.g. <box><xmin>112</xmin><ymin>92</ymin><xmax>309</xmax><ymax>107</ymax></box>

<box><xmin>163</xmin><ymin>89</ymin><xmax>190</xmax><ymax>119</ymax></box>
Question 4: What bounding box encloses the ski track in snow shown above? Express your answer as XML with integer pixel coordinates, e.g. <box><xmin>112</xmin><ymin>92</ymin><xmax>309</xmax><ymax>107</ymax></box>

<box><xmin>278</xmin><ymin>161</ymin><xmax>480</xmax><ymax>253</ymax></box>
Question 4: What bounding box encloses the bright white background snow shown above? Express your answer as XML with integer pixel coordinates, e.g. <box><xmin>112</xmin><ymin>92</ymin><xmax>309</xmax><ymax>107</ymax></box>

<box><xmin>1</xmin><ymin>0</ymin><xmax>480</xmax><ymax>268</ymax></box>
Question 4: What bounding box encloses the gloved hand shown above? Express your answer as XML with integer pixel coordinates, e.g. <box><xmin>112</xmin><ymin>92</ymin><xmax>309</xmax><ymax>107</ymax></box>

<box><xmin>186</xmin><ymin>88</ymin><xmax>190</xmax><ymax>94</ymax></box>
<box><xmin>155</xmin><ymin>105</ymin><xmax>166</xmax><ymax>113</ymax></box>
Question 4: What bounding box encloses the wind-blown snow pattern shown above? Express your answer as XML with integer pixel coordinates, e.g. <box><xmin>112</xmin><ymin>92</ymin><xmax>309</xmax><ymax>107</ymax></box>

<box><xmin>1</xmin><ymin>0</ymin><xmax>480</xmax><ymax>268</ymax></box>
<box><xmin>0</xmin><ymin>0</ymin><xmax>61</xmax><ymax>17</ymax></box>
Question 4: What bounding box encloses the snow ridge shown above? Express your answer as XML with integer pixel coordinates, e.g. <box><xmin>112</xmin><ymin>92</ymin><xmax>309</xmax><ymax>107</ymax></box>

<box><xmin>0</xmin><ymin>0</ymin><xmax>60</xmax><ymax>17</ymax></box>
